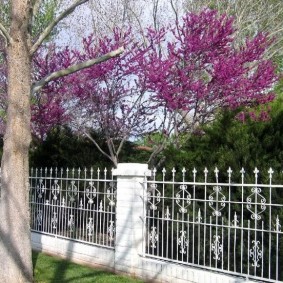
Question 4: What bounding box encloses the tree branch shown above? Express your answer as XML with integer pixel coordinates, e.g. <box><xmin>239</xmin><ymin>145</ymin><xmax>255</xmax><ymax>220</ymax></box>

<box><xmin>83</xmin><ymin>131</ymin><xmax>112</xmax><ymax>161</ymax></box>
<box><xmin>30</xmin><ymin>0</ymin><xmax>89</xmax><ymax>55</ymax></box>
<box><xmin>0</xmin><ymin>22</ymin><xmax>12</xmax><ymax>45</ymax></box>
<box><xmin>116</xmin><ymin>136</ymin><xmax>127</xmax><ymax>157</ymax></box>
<box><xmin>31</xmin><ymin>46</ymin><xmax>124</xmax><ymax>95</ymax></box>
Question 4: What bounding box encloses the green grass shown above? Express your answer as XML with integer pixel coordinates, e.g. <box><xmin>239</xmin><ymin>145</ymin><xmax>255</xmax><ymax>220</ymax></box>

<box><xmin>32</xmin><ymin>251</ymin><xmax>144</xmax><ymax>283</ymax></box>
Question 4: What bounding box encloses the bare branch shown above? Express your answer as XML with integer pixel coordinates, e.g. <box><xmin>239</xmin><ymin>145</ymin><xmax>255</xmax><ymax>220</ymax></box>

<box><xmin>107</xmin><ymin>139</ymin><xmax>117</xmax><ymax>163</ymax></box>
<box><xmin>170</xmin><ymin>0</ymin><xmax>179</xmax><ymax>24</ymax></box>
<box><xmin>116</xmin><ymin>136</ymin><xmax>127</xmax><ymax>157</ymax></box>
<box><xmin>30</xmin><ymin>0</ymin><xmax>89</xmax><ymax>55</ymax></box>
<box><xmin>31</xmin><ymin>46</ymin><xmax>124</xmax><ymax>95</ymax></box>
<box><xmin>0</xmin><ymin>22</ymin><xmax>12</xmax><ymax>45</ymax></box>
<box><xmin>83</xmin><ymin>131</ymin><xmax>112</xmax><ymax>161</ymax></box>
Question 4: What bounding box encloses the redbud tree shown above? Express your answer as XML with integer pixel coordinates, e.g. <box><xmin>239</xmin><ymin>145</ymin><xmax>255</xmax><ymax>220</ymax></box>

<box><xmin>139</xmin><ymin>9</ymin><xmax>277</xmax><ymax>166</ymax></box>
<box><xmin>31</xmin><ymin>9</ymin><xmax>277</xmax><ymax>167</ymax></box>
<box><xmin>32</xmin><ymin>28</ymin><xmax>154</xmax><ymax>166</ymax></box>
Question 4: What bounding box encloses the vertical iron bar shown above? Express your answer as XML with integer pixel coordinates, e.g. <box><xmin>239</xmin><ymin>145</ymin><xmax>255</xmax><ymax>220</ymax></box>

<box><xmin>177</xmin><ymin>213</ymin><xmax>179</xmax><ymax>260</ymax></box>
<box><xmin>215</xmin><ymin>168</ymin><xmax>219</xmax><ymax>269</ymax></box>
<box><xmin>198</xmin><ymin>210</ymin><xmax>200</xmax><ymax>265</ymax></box>
<box><xmin>157</xmin><ymin>211</ymin><xmax>160</xmax><ymax>257</ymax></box>
<box><xmin>95</xmin><ymin>169</ymin><xmax>99</xmax><ymax>244</ymax></box>
<box><xmin>181</xmin><ymin>168</ymin><xmax>186</xmax><ymax>263</ymax></box>
<box><xmin>48</xmin><ymin>175</ymin><xmax>52</xmax><ymax>234</ymax></box>
<box><xmin>234</xmin><ymin>217</ymin><xmax>237</xmax><ymax>272</ymax></box>
<box><xmin>106</xmin><ymin>207</ymin><xmax>109</xmax><ymax>246</ymax></box>
<box><xmin>81</xmin><ymin>168</ymin><xmax>85</xmax><ymax>241</ymax></box>
<box><xmin>276</xmin><ymin>217</ymin><xmax>279</xmax><ymax>281</ymax></box>
<box><xmin>171</xmin><ymin>168</ymin><xmax>176</xmax><ymax>260</ymax></box>
<box><xmin>162</xmin><ymin>168</ymin><xmax>166</xmax><ymax>258</ymax></box>
<box><xmin>222</xmin><ymin>217</ymin><xmax>224</xmax><ymax>270</ymax></box>
<box><xmin>166</xmin><ymin>216</ymin><xmax>169</xmax><ymax>259</ymax></box>
<box><xmin>268</xmin><ymin>168</ymin><xmax>273</xmax><ymax>280</ymax></box>
<box><xmin>103</xmin><ymin>169</ymin><xmax>107</xmax><ymax>246</ymax></box>
<box><xmin>181</xmin><ymin>212</ymin><xmax>184</xmax><ymax>262</ymax></box>
<box><xmin>240</xmin><ymin>168</ymin><xmax>245</xmax><ymax>274</ymax></box>
<box><xmin>60</xmin><ymin>168</ymin><xmax>64</xmax><ymax>237</ymax></box>
<box><xmin>147</xmin><ymin>209</ymin><xmax>150</xmax><ymax>255</ymax></box>
<box><xmin>228</xmin><ymin>167</ymin><xmax>232</xmax><ymax>271</ymax></box>
<box><xmin>187</xmin><ymin>213</ymin><xmax>189</xmax><ymax>263</ymax></box>
<box><xmin>248</xmin><ymin>220</ymin><xmax>250</xmax><ymax>276</ymax></box>
<box><xmin>204</xmin><ymin>168</ymin><xmax>208</xmax><ymax>267</ymax></box>
<box><xmin>192</xmin><ymin>168</ymin><xmax>196</xmax><ymax>264</ymax></box>
<box><xmin>209</xmin><ymin>216</ymin><xmax>212</xmax><ymax>268</ymax></box>
<box><xmin>254</xmin><ymin>168</ymin><xmax>258</xmax><ymax>277</ymax></box>
<box><xmin>261</xmin><ymin>221</ymin><xmax>264</xmax><ymax>279</ymax></box>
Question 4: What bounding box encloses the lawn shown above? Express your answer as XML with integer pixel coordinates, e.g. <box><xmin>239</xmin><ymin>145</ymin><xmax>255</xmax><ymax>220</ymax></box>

<box><xmin>32</xmin><ymin>251</ymin><xmax>144</xmax><ymax>283</ymax></box>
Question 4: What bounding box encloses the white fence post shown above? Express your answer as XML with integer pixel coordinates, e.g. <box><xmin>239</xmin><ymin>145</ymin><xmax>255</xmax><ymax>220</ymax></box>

<box><xmin>113</xmin><ymin>163</ymin><xmax>151</xmax><ymax>276</ymax></box>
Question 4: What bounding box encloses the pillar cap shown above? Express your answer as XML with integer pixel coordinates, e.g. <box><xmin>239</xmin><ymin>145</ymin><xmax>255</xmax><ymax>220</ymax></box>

<box><xmin>113</xmin><ymin>163</ymin><xmax>151</xmax><ymax>177</ymax></box>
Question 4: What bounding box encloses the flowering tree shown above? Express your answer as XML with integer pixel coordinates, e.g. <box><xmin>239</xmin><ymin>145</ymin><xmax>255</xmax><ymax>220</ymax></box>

<box><xmin>30</xmin><ymin>9</ymin><xmax>277</xmax><ymax>169</ymax></box>
<box><xmin>186</xmin><ymin>0</ymin><xmax>283</xmax><ymax>59</ymax></box>
<box><xmin>32</xmin><ymin>28</ymin><xmax>154</xmax><ymax>166</ymax></box>
<box><xmin>140</xmin><ymin>9</ymin><xmax>277</xmax><ymax>166</ymax></box>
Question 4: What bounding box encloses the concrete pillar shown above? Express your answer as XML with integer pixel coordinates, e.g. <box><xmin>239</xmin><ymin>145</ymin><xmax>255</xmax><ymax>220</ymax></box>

<box><xmin>113</xmin><ymin>163</ymin><xmax>151</xmax><ymax>276</ymax></box>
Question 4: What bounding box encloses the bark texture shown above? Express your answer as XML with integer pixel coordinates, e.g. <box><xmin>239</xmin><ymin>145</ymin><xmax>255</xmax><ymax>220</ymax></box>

<box><xmin>0</xmin><ymin>1</ymin><xmax>33</xmax><ymax>282</ymax></box>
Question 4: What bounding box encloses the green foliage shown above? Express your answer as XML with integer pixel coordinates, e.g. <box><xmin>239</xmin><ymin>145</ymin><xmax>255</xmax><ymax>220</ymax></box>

<box><xmin>32</xmin><ymin>0</ymin><xmax>61</xmax><ymax>40</ymax></box>
<box><xmin>0</xmin><ymin>0</ymin><xmax>10</xmax><ymax>29</ymax></box>
<box><xmin>30</xmin><ymin>126</ymin><xmax>111</xmax><ymax>168</ymax></box>
<box><xmin>0</xmin><ymin>0</ymin><xmax>60</xmax><ymax>41</ymax></box>
<box><xmin>29</xmin><ymin>126</ymin><xmax>144</xmax><ymax>168</ymax></box>
<box><xmin>163</xmin><ymin>99</ymin><xmax>283</xmax><ymax>182</ymax></box>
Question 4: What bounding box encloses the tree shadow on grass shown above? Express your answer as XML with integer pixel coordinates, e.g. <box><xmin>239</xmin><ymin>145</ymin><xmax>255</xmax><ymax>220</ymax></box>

<box><xmin>32</xmin><ymin>251</ymin><xmax>120</xmax><ymax>283</ymax></box>
<box><xmin>32</xmin><ymin>251</ymin><xmax>39</xmax><ymax>275</ymax></box>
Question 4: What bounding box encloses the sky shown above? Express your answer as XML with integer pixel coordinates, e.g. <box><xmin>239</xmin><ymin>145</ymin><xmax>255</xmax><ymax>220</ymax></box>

<box><xmin>55</xmin><ymin>0</ymin><xmax>185</xmax><ymax>49</ymax></box>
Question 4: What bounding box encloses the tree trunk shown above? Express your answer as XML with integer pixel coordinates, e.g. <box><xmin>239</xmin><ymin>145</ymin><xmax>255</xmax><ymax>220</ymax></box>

<box><xmin>0</xmin><ymin>1</ymin><xmax>33</xmax><ymax>282</ymax></box>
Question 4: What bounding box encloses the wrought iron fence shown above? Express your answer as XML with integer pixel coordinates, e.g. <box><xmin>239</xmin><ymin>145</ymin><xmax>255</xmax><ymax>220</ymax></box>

<box><xmin>144</xmin><ymin>167</ymin><xmax>283</xmax><ymax>282</ymax></box>
<box><xmin>29</xmin><ymin>167</ymin><xmax>116</xmax><ymax>248</ymax></box>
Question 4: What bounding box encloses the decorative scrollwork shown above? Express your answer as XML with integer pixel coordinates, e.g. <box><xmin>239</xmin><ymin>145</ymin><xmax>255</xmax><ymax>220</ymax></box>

<box><xmin>149</xmin><ymin>226</ymin><xmax>158</xmax><ymax>248</ymax></box>
<box><xmin>246</xmin><ymin>187</ymin><xmax>266</xmax><ymax>220</ymax></box>
<box><xmin>176</xmin><ymin>185</ymin><xmax>191</xmax><ymax>213</ymax></box>
<box><xmin>36</xmin><ymin>178</ymin><xmax>46</xmax><ymax>199</ymax></box>
<box><xmin>250</xmin><ymin>240</ymin><xmax>262</xmax><ymax>267</ymax></box>
<box><xmin>51</xmin><ymin>212</ymin><xmax>57</xmax><ymax>229</ymax></box>
<box><xmin>52</xmin><ymin>180</ymin><xmax>60</xmax><ymax>200</ymax></box>
<box><xmin>79</xmin><ymin>198</ymin><xmax>83</xmax><ymax>209</ymax></box>
<box><xmin>107</xmin><ymin>182</ymin><xmax>116</xmax><ymax>206</ymax></box>
<box><xmin>232</xmin><ymin>212</ymin><xmax>239</xmax><ymax>227</ymax></box>
<box><xmin>86</xmin><ymin>181</ymin><xmax>97</xmax><ymax>204</ymax></box>
<box><xmin>196</xmin><ymin>209</ymin><xmax>202</xmax><ymax>223</ymax></box>
<box><xmin>178</xmin><ymin>231</ymin><xmax>189</xmax><ymax>254</ymax></box>
<box><xmin>68</xmin><ymin>181</ymin><xmax>78</xmax><ymax>203</ymax></box>
<box><xmin>108</xmin><ymin>221</ymin><xmax>115</xmax><ymax>241</ymax></box>
<box><xmin>209</xmin><ymin>186</ymin><xmax>226</xmax><ymax>217</ymax></box>
<box><xmin>147</xmin><ymin>184</ymin><xmax>161</xmax><ymax>210</ymax></box>
<box><xmin>99</xmin><ymin>200</ymin><xmax>104</xmax><ymax>212</ymax></box>
<box><xmin>68</xmin><ymin>215</ymin><xmax>75</xmax><ymax>232</ymax></box>
<box><xmin>212</xmin><ymin>235</ymin><xmax>222</xmax><ymax>260</ymax></box>
<box><xmin>36</xmin><ymin>210</ymin><xmax>43</xmax><ymax>226</ymax></box>
<box><xmin>87</xmin><ymin>218</ymin><xmax>94</xmax><ymax>236</ymax></box>
<box><xmin>274</xmin><ymin>215</ymin><xmax>281</xmax><ymax>232</ymax></box>
<box><xmin>164</xmin><ymin>206</ymin><xmax>171</xmax><ymax>219</ymax></box>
